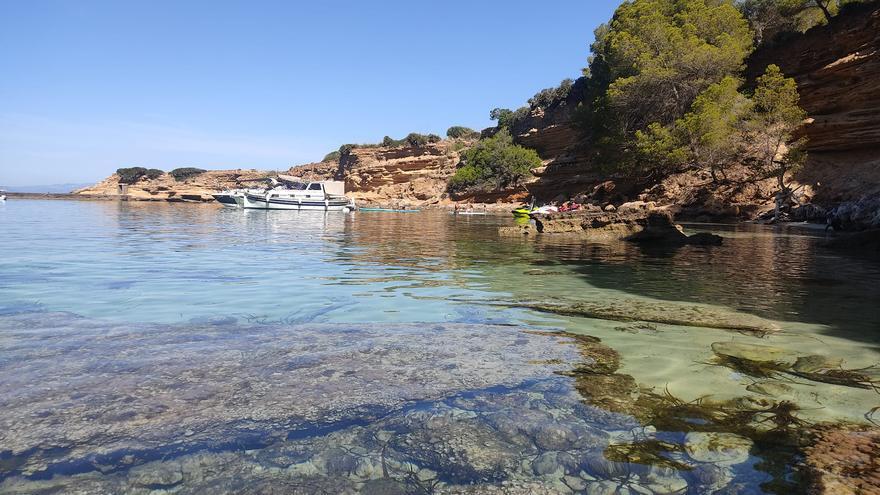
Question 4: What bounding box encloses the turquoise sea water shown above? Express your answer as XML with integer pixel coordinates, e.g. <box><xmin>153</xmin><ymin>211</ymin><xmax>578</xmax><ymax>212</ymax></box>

<box><xmin>1</xmin><ymin>199</ymin><xmax>878</xmax><ymax>494</ymax></box>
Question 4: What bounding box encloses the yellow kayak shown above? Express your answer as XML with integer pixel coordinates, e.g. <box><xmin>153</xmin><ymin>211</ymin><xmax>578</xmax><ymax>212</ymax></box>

<box><xmin>512</xmin><ymin>207</ymin><xmax>534</xmax><ymax>218</ymax></box>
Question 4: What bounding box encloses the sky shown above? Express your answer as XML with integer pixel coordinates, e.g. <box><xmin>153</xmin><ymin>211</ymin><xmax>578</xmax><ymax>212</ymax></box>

<box><xmin>0</xmin><ymin>0</ymin><xmax>619</xmax><ymax>186</ymax></box>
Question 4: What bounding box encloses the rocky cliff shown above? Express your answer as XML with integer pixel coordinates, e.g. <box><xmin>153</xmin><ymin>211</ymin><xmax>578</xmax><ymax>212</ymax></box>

<box><xmin>749</xmin><ymin>1</ymin><xmax>880</xmax><ymax>207</ymax></box>
<box><xmin>77</xmin><ymin>3</ymin><xmax>880</xmax><ymax>217</ymax></box>
<box><xmin>747</xmin><ymin>1</ymin><xmax>880</xmax><ymax>153</ymax></box>
<box><xmin>334</xmin><ymin>142</ymin><xmax>460</xmax><ymax>206</ymax></box>
<box><xmin>77</xmin><ymin>140</ymin><xmax>486</xmax><ymax>208</ymax></box>
<box><xmin>75</xmin><ymin>169</ymin><xmax>275</xmax><ymax>202</ymax></box>
<box><xmin>516</xmin><ymin>2</ymin><xmax>880</xmax><ymax>219</ymax></box>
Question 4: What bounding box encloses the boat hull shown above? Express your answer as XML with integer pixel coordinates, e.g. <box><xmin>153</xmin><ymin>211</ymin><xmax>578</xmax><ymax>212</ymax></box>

<box><xmin>242</xmin><ymin>193</ymin><xmax>352</xmax><ymax>211</ymax></box>
<box><xmin>212</xmin><ymin>194</ymin><xmax>241</xmax><ymax>207</ymax></box>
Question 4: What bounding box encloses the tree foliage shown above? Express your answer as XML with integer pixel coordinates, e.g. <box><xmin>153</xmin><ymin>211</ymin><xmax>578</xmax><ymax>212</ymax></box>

<box><xmin>736</xmin><ymin>0</ymin><xmax>861</xmax><ymax>44</ymax></box>
<box><xmin>582</xmin><ymin>0</ymin><xmax>754</xmax><ymax>173</ymax></box>
<box><xmin>489</xmin><ymin>107</ymin><xmax>530</xmax><ymax>130</ymax></box>
<box><xmin>323</xmin><ymin>150</ymin><xmax>341</xmax><ymax>162</ymax></box>
<box><xmin>744</xmin><ymin>65</ymin><xmax>807</xmax><ymax>178</ymax></box>
<box><xmin>448</xmin><ymin>129</ymin><xmax>541</xmax><ymax>194</ymax></box>
<box><xmin>528</xmin><ymin>79</ymin><xmax>575</xmax><ymax>109</ymax></box>
<box><xmin>446</xmin><ymin>126</ymin><xmax>479</xmax><ymax>139</ymax></box>
<box><xmin>116</xmin><ymin>167</ymin><xmax>148</xmax><ymax>184</ymax></box>
<box><xmin>637</xmin><ymin>76</ymin><xmax>751</xmax><ymax>180</ymax></box>
<box><xmin>169</xmin><ymin>167</ymin><xmax>207</xmax><ymax>181</ymax></box>
<box><xmin>145</xmin><ymin>168</ymin><xmax>164</xmax><ymax>180</ymax></box>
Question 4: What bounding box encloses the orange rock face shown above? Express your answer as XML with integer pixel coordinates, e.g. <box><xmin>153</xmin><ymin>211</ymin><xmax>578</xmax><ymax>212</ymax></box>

<box><xmin>75</xmin><ymin>169</ymin><xmax>276</xmax><ymax>202</ymax></box>
<box><xmin>336</xmin><ymin>142</ymin><xmax>461</xmax><ymax>206</ymax></box>
<box><xmin>747</xmin><ymin>3</ymin><xmax>880</xmax><ymax>153</ymax></box>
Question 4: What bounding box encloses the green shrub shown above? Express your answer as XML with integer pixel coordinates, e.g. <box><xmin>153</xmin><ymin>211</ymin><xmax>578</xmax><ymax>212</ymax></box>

<box><xmin>579</xmin><ymin>0</ymin><xmax>753</xmax><ymax>173</ymax></box>
<box><xmin>446</xmin><ymin>126</ymin><xmax>479</xmax><ymax>139</ymax></box>
<box><xmin>528</xmin><ymin>78</ymin><xmax>574</xmax><ymax>109</ymax></box>
<box><xmin>322</xmin><ymin>151</ymin><xmax>341</xmax><ymax>162</ymax></box>
<box><xmin>448</xmin><ymin>129</ymin><xmax>540</xmax><ymax>194</ymax></box>
<box><xmin>489</xmin><ymin>106</ymin><xmax>531</xmax><ymax>131</ymax></box>
<box><xmin>145</xmin><ymin>168</ymin><xmax>164</xmax><ymax>180</ymax></box>
<box><xmin>427</xmin><ymin>134</ymin><xmax>441</xmax><ymax>143</ymax></box>
<box><xmin>404</xmin><ymin>133</ymin><xmax>428</xmax><ymax>147</ymax></box>
<box><xmin>116</xmin><ymin>167</ymin><xmax>148</xmax><ymax>184</ymax></box>
<box><xmin>169</xmin><ymin>167</ymin><xmax>207</xmax><ymax>181</ymax></box>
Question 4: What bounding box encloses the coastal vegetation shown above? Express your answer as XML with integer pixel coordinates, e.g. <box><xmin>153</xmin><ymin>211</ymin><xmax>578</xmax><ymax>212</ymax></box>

<box><xmin>322</xmin><ymin>150</ymin><xmax>341</xmax><ymax>162</ymax></box>
<box><xmin>116</xmin><ymin>167</ymin><xmax>164</xmax><ymax>184</ymax></box>
<box><xmin>445</xmin><ymin>126</ymin><xmax>479</xmax><ymax>139</ymax></box>
<box><xmin>326</xmin><ymin>132</ymin><xmax>445</xmax><ymax>163</ymax></box>
<box><xmin>468</xmin><ymin>0</ymin><xmax>848</xmax><ymax>217</ymax></box>
<box><xmin>740</xmin><ymin>0</ymin><xmax>868</xmax><ymax>44</ymax></box>
<box><xmin>448</xmin><ymin>129</ymin><xmax>541</xmax><ymax>195</ymax></box>
<box><xmin>169</xmin><ymin>167</ymin><xmax>207</xmax><ymax>181</ymax></box>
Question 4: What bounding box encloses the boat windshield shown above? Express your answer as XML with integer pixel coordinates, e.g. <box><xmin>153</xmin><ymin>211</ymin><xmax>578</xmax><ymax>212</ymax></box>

<box><xmin>282</xmin><ymin>182</ymin><xmax>307</xmax><ymax>190</ymax></box>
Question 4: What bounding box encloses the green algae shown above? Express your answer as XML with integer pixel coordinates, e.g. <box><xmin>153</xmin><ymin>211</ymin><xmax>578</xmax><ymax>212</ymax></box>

<box><xmin>710</xmin><ymin>342</ymin><xmax>880</xmax><ymax>391</ymax></box>
<box><xmin>604</xmin><ymin>440</ymin><xmax>692</xmax><ymax>471</ymax></box>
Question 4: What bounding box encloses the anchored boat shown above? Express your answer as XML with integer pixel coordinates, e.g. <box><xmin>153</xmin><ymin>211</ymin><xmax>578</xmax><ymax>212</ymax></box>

<box><xmin>215</xmin><ymin>176</ymin><xmax>355</xmax><ymax>212</ymax></box>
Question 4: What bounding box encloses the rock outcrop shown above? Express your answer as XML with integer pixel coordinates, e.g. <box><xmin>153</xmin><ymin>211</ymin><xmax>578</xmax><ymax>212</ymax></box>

<box><xmin>501</xmin><ymin>202</ymin><xmax>723</xmax><ymax>246</ymax></box>
<box><xmin>77</xmin><ymin>139</ymin><xmax>521</xmax><ymax>208</ymax></box>
<box><xmin>747</xmin><ymin>1</ymin><xmax>880</xmax><ymax>153</ymax></box>
<box><xmin>515</xmin><ymin>3</ymin><xmax>880</xmax><ymax>221</ymax></box>
<box><xmin>75</xmin><ymin>169</ymin><xmax>275</xmax><ymax>202</ymax></box>
<box><xmin>333</xmin><ymin>142</ymin><xmax>460</xmax><ymax>206</ymax></box>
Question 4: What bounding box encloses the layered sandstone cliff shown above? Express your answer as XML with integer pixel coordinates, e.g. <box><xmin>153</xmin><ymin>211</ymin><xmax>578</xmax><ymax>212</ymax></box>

<box><xmin>76</xmin><ymin>140</ymin><xmax>479</xmax><ymax>208</ymax></box>
<box><xmin>518</xmin><ymin>2</ymin><xmax>880</xmax><ymax>218</ymax></box>
<box><xmin>747</xmin><ymin>1</ymin><xmax>880</xmax><ymax>153</ymax></box>
<box><xmin>77</xmin><ymin>3</ymin><xmax>880</xmax><ymax>216</ymax></box>
<box><xmin>335</xmin><ymin>142</ymin><xmax>461</xmax><ymax>206</ymax></box>
<box><xmin>75</xmin><ymin>169</ymin><xmax>275</xmax><ymax>202</ymax></box>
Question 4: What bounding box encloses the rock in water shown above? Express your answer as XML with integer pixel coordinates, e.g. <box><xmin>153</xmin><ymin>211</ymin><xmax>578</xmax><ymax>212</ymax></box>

<box><xmin>710</xmin><ymin>342</ymin><xmax>799</xmax><ymax>367</ymax></box>
<box><xmin>684</xmin><ymin>432</ymin><xmax>753</xmax><ymax>466</ymax></box>
<box><xmin>529</xmin><ymin>206</ymin><xmax>687</xmax><ymax>243</ymax></box>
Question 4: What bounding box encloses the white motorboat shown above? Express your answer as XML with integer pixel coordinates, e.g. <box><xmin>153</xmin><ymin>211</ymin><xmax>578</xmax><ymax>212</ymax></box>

<box><xmin>0</xmin><ymin>190</ymin><xmax>6</xmax><ymax>202</ymax></box>
<box><xmin>242</xmin><ymin>182</ymin><xmax>355</xmax><ymax>211</ymax></box>
<box><xmin>212</xmin><ymin>188</ymin><xmax>260</xmax><ymax>208</ymax></box>
<box><xmin>216</xmin><ymin>176</ymin><xmax>354</xmax><ymax>212</ymax></box>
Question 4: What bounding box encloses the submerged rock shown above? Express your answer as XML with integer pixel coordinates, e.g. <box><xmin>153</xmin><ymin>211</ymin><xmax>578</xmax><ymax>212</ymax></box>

<box><xmin>711</xmin><ymin>342</ymin><xmax>800</xmax><ymax>367</ymax></box>
<box><xmin>524</xmin><ymin>299</ymin><xmax>779</xmax><ymax>336</ymax></box>
<box><xmin>0</xmin><ymin>311</ymin><xmax>580</xmax><ymax>480</ymax></box>
<box><xmin>683</xmin><ymin>432</ymin><xmax>753</xmax><ymax>466</ymax></box>
<box><xmin>803</xmin><ymin>426</ymin><xmax>880</xmax><ymax>495</ymax></box>
<box><xmin>746</xmin><ymin>380</ymin><xmax>795</xmax><ymax>398</ymax></box>
<box><xmin>711</xmin><ymin>342</ymin><xmax>880</xmax><ymax>390</ymax></box>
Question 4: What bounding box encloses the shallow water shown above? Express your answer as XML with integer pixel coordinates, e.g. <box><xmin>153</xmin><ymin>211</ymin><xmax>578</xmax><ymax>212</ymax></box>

<box><xmin>1</xmin><ymin>200</ymin><xmax>878</xmax><ymax>494</ymax></box>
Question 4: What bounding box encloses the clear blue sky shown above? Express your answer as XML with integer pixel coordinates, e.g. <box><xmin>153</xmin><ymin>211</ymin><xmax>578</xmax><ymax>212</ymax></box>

<box><xmin>0</xmin><ymin>0</ymin><xmax>619</xmax><ymax>186</ymax></box>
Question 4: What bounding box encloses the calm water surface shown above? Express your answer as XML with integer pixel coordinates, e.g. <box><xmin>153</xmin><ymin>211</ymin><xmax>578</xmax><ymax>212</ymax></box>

<box><xmin>1</xmin><ymin>199</ymin><xmax>878</xmax><ymax>494</ymax></box>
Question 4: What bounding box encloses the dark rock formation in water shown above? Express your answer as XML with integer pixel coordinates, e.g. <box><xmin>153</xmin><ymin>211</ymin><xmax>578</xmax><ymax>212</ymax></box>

<box><xmin>500</xmin><ymin>203</ymin><xmax>724</xmax><ymax>247</ymax></box>
<box><xmin>530</xmin><ymin>203</ymin><xmax>684</xmax><ymax>242</ymax></box>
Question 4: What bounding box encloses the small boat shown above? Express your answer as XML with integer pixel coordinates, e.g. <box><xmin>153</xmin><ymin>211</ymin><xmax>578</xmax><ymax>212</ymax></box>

<box><xmin>212</xmin><ymin>189</ymin><xmax>257</xmax><ymax>208</ymax></box>
<box><xmin>214</xmin><ymin>176</ymin><xmax>355</xmax><ymax>212</ymax></box>
<box><xmin>358</xmin><ymin>208</ymin><xmax>420</xmax><ymax>213</ymax></box>
<box><xmin>241</xmin><ymin>181</ymin><xmax>355</xmax><ymax>212</ymax></box>
<box><xmin>0</xmin><ymin>190</ymin><xmax>6</xmax><ymax>202</ymax></box>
